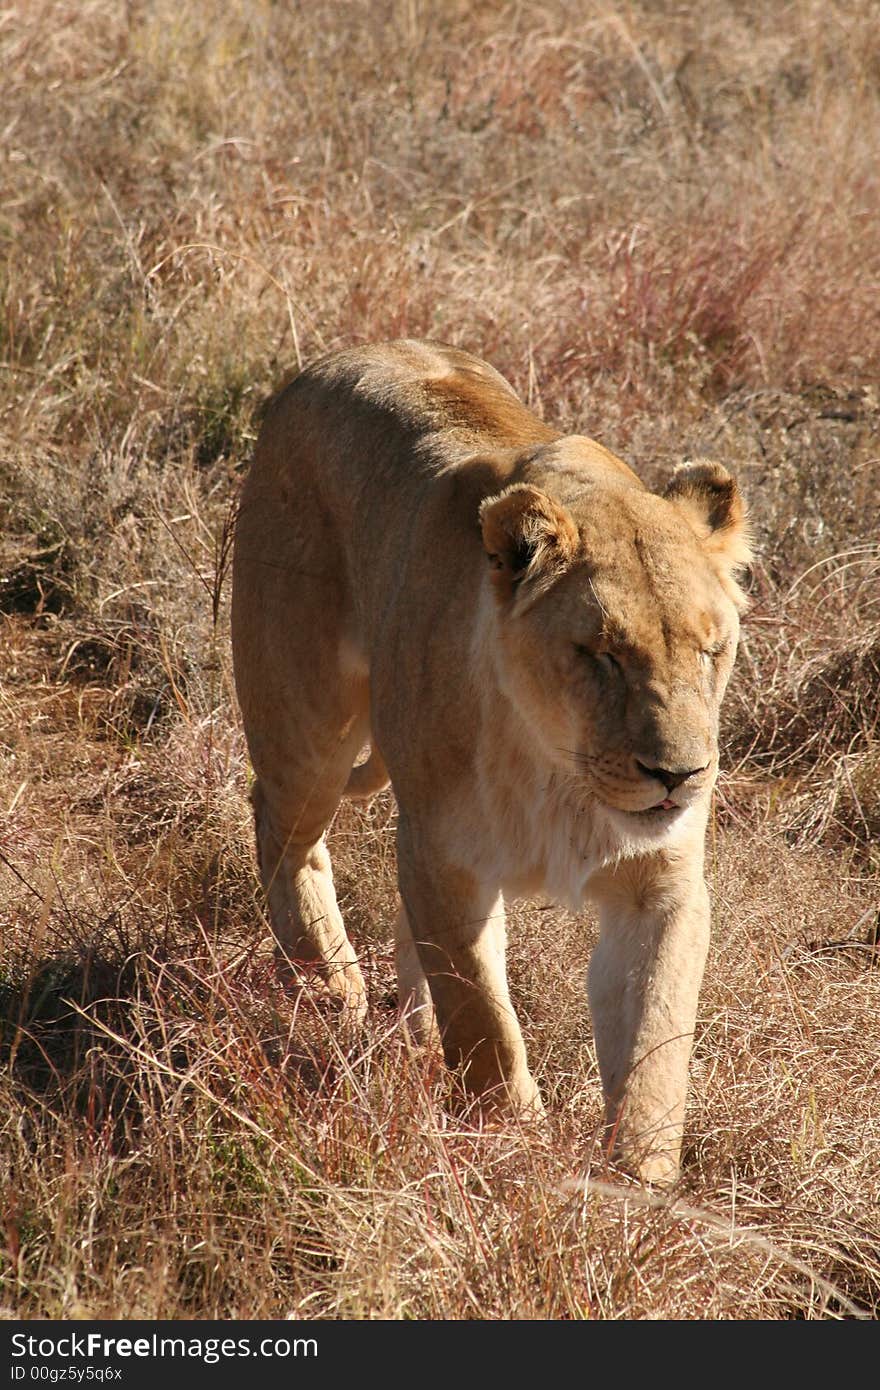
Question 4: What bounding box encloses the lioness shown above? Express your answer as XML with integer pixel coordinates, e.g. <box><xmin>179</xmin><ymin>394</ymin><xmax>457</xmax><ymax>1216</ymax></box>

<box><xmin>232</xmin><ymin>340</ymin><xmax>750</xmax><ymax>1183</ymax></box>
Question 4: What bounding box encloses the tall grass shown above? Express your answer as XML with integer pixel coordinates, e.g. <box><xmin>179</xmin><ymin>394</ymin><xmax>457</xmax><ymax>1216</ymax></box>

<box><xmin>1</xmin><ymin>0</ymin><xmax>878</xmax><ymax>1318</ymax></box>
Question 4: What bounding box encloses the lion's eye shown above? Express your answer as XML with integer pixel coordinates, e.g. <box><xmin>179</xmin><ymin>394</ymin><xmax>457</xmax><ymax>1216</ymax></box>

<box><xmin>575</xmin><ymin>644</ymin><xmax>621</xmax><ymax>675</ymax></box>
<box><xmin>700</xmin><ymin>638</ymin><xmax>729</xmax><ymax>668</ymax></box>
<box><xmin>572</xmin><ymin>644</ymin><xmax>620</xmax><ymax>678</ymax></box>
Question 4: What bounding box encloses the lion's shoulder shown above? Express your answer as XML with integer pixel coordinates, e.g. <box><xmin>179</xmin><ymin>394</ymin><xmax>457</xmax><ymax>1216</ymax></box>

<box><xmin>267</xmin><ymin>339</ymin><xmax>559</xmax><ymax>454</ymax></box>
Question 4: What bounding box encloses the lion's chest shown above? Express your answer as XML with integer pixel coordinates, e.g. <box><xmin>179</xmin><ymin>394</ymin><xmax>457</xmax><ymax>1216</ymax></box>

<box><xmin>474</xmin><ymin>772</ymin><xmax>698</xmax><ymax>912</ymax></box>
<box><xmin>478</xmin><ymin>775</ymin><xmax>614</xmax><ymax>912</ymax></box>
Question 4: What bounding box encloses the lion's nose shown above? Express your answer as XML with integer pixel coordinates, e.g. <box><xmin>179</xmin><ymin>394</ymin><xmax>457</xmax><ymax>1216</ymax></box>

<box><xmin>635</xmin><ymin>759</ymin><xmax>709</xmax><ymax>792</ymax></box>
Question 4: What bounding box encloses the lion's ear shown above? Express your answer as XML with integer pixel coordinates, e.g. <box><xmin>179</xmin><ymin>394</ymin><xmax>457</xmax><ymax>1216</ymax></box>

<box><xmin>664</xmin><ymin>461</ymin><xmax>752</xmax><ymax>574</ymax></box>
<box><xmin>479</xmin><ymin>484</ymin><xmax>579</xmax><ymax>606</ymax></box>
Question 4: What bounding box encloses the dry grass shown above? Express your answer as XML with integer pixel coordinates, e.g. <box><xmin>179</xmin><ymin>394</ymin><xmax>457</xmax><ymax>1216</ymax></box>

<box><xmin>1</xmin><ymin>0</ymin><xmax>878</xmax><ymax>1319</ymax></box>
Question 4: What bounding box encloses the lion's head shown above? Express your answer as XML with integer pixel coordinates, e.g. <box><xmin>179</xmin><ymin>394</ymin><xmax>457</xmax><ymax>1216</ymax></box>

<box><xmin>479</xmin><ymin>439</ymin><xmax>750</xmax><ymax>836</ymax></box>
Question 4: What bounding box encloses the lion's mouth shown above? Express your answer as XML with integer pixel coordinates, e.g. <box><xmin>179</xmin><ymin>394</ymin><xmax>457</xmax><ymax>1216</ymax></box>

<box><xmin>598</xmin><ymin>795</ymin><xmax>687</xmax><ymax>821</ymax></box>
<box><xmin>635</xmin><ymin>798</ymin><xmax>679</xmax><ymax>817</ymax></box>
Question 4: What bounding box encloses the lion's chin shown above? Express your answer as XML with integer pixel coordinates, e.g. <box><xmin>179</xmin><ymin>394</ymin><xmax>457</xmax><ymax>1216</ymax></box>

<box><xmin>596</xmin><ymin>799</ymin><xmax>697</xmax><ymax>851</ymax></box>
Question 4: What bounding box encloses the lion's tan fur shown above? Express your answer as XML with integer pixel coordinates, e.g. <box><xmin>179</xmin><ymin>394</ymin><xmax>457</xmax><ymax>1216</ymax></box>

<box><xmin>231</xmin><ymin>340</ymin><xmax>750</xmax><ymax>1183</ymax></box>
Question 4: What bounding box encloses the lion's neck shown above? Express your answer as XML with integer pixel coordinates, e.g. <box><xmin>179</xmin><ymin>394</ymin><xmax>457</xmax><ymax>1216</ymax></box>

<box><xmin>478</xmin><ymin>749</ymin><xmax>617</xmax><ymax>910</ymax></box>
<box><xmin>465</xmin><ymin>624</ymin><xmax>609</xmax><ymax>909</ymax></box>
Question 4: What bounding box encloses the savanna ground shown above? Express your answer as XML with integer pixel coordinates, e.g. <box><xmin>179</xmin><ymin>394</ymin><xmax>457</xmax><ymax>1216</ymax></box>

<box><xmin>1</xmin><ymin>0</ymin><xmax>879</xmax><ymax>1320</ymax></box>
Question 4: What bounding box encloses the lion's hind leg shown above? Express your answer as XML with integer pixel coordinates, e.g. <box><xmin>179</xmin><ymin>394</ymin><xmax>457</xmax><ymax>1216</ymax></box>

<box><xmin>344</xmin><ymin>744</ymin><xmax>390</xmax><ymax>800</ymax></box>
<box><xmin>251</xmin><ymin>737</ymin><xmax>369</xmax><ymax>1023</ymax></box>
<box><xmin>394</xmin><ymin>901</ymin><xmax>438</xmax><ymax>1044</ymax></box>
<box><xmin>233</xmin><ymin>464</ymin><xmax>373</xmax><ymax>1021</ymax></box>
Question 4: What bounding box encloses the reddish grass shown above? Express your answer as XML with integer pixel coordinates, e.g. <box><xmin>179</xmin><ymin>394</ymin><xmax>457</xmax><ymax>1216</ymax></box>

<box><xmin>1</xmin><ymin>0</ymin><xmax>878</xmax><ymax>1319</ymax></box>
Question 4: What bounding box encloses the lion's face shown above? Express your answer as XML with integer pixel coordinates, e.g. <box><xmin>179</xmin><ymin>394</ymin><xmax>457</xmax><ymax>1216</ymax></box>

<box><xmin>480</xmin><ymin>451</ymin><xmax>750</xmax><ymax>832</ymax></box>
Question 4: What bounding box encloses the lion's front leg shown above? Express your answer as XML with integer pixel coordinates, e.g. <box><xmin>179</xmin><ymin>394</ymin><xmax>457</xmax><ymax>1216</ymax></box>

<box><xmin>396</xmin><ymin>816</ymin><xmax>541</xmax><ymax>1119</ymax></box>
<box><xmin>587</xmin><ymin>853</ymin><xmax>710</xmax><ymax>1184</ymax></box>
